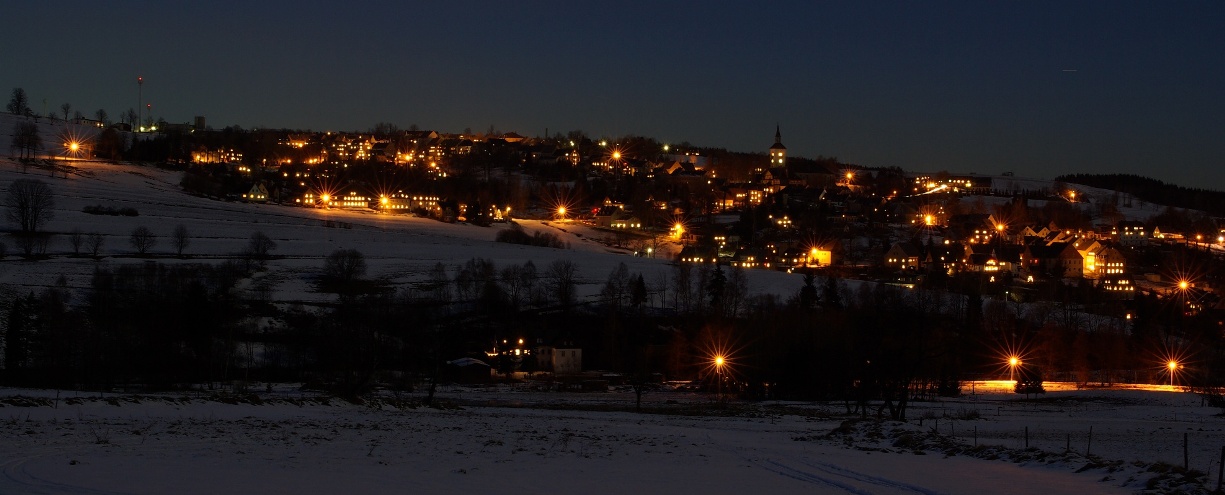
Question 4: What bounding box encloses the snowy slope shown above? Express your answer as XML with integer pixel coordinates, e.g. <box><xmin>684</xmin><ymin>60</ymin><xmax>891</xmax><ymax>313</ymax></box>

<box><xmin>0</xmin><ymin>157</ymin><xmax>805</xmax><ymax>303</ymax></box>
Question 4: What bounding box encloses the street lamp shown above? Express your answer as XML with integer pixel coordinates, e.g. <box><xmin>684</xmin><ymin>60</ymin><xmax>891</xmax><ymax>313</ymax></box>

<box><xmin>1008</xmin><ymin>356</ymin><xmax>1021</xmax><ymax>383</ymax></box>
<box><xmin>714</xmin><ymin>355</ymin><xmax>726</xmax><ymax>400</ymax></box>
<box><xmin>1168</xmin><ymin>360</ymin><xmax>1179</xmax><ymax>387</ymax></box>
<box><xmin>557</xmin><ymin>206</ymin><xmax>566</xmax><ymax>220</ymax></box>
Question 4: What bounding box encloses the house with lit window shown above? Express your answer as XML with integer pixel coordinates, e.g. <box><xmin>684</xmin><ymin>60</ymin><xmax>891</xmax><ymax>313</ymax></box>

<box><xmin>242</xmin><ymin>183</ymin><xmax>269</xmax><ymax>203</ymax></box>
<box><xmin>334</xmin><ymin>190</ymin><xmax>373</xmax><ymax>209</ymax></box>
<box><xmin>884</xmin><ymin>241</ymin><xmax>924</xmax><ymax>271</ymax></box>
<box><xmin>375</xmin><ymin>192</ymin><xmax>439</xmax><ymax>213</ymax></box>
<box><xmin>923</xmin><ymin>241</ymin><xmax>966</xmax><ymax>274</ymax></box>
<box><xmin>1114</xmin><ymin>221</ymin><xmax>1148</xmax><ymax>246</ymax></box>
<box><xmin>678</xmin><ymin>246</ymin><xmax>719</xmax><ymax>264</ymax></box>
<box><xmin>1021</xmin><ymin>241</ymin><xmax>1083</xmax><ymax>279</ymax></box>
<box><xmin>610</xmin><ymin>215</ymin><xmax>642</xmax><ymax>230</ymax></box>
<box><xmin>538</xmin><ymin>346</ymin><xmax>582</xmax><ymax>375</ymax></box>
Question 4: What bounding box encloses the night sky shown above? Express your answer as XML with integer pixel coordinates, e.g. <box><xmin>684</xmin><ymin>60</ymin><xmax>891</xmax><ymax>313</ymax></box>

<box><xmin>4</xmin><ymin>2</ymin><xmax>1223</xmax><ymax>189</ymax></box>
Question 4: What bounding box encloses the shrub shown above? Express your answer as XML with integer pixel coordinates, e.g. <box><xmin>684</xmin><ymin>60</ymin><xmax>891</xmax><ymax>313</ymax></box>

<box><xmin>495</xmin><ymin>222</ymin><xmax>567</xmax><ymax>249</ymax></box>
<box><xmin>83</xmin><ymin>205</ymin><xmax>138</xmax><ymax>216</ymax></box>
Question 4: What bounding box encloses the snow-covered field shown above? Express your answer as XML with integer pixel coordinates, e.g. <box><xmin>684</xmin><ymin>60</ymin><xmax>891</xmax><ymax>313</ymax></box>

<box><xmin>0</xmin><ymin>157</ymin><xmax>804</xmax><ymax>303</ymax></box>
<box><xmin>4</xmin><ymin>132</ymin><xmax>1221</xmax><ymax>493</ymax></box>
<box><xmin>1</xmin><ymin>385</ymin><xmax>1219</xmax><ymax>494</ymax></box>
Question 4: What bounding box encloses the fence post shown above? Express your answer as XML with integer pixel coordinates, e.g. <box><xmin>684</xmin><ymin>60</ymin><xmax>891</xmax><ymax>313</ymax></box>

<box><xmin>1087</xmin><ymin>426</ymin><xmax>1093</xmax><ymax>457</ymax></box>
<box><xmin>1025</xmin><ymin>426</ymin><xmax>1029</xmax><ymax>449</ymax></box>
<box><xmin>1216</xmin><ymin>445</ymin><xmax>1223</xmax><ymax>492</ymax></box>
<box><xmin>1184</xmin><ymin>432</ymin><xmax>1189</xmax><ymax>471</ymax></box>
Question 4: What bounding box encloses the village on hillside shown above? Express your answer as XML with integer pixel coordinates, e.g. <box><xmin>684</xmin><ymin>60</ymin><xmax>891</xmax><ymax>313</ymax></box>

<box><xmin>9</xmin><ymin>106</ymin><xmax>1222</xmax><ymax>321</ymax></box>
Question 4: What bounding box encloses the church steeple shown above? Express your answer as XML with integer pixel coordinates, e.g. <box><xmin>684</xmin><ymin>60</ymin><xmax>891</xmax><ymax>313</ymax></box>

<box><xmin>768</xmin><ymin>124</ymin><xmax>786</xmax><ymax>168</ymax></box>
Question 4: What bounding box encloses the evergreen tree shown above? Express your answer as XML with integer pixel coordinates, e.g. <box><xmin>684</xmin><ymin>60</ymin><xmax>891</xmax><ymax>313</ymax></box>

<box><xmin>707</xmin><ymin>264</ymin><xmax>726</xmax><ymax>310</ymax></box>
<box><xmin>3</xmin><ymin>293</ymin><xmax>37</xmax><ymax>379</ymax></box>
<box><xmin>799</xmin><ymin>273</ymin><xmax>819</xmax><ymax>309</ymax></box>
<box><xmin>822</xmin><ymin>276</ymin><xmax>842</xmax><ymax>309</ymax></box>
<box><xmin>630</xmin><ymin>274</ymin><xmax>648</xmax><ymax>308</ymax></box>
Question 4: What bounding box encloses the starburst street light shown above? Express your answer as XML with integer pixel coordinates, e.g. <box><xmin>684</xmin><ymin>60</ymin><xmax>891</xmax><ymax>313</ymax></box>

<box><xmin>62</xmin><ymin>140</ymin><xmax>83</xmax><ymax>160</ymax></box>
<box><xmin>1008</xmin><ymin>356</ymin><xmax>1021</xmax><ymax>382</ymax></box>
<box><xmin>1167</xmin><ymin>360</ymin><xmax>1179</xmax><ymax>386</ymax></box>
<box><xmin>713</xmin><ymin>354</ymin><xmax>726</xmax><ymax>400</ymax></box>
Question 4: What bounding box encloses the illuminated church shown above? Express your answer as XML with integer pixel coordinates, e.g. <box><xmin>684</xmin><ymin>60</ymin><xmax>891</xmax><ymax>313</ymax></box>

<box><xmin>769</xmin><ymin>125</ymin><xmax>786</xmax><ymax>167</ymax></box>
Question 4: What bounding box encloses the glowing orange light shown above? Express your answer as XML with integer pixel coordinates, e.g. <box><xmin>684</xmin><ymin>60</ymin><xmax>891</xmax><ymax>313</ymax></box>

<box><xmin>612</xmin><ymin>151</ymin><xmax>621</xmax><ymax>160</ymax></box>
<box><xmin>714</xmin><ymin>355</ymin><xmax>725</xmax><ymax>368</ymax></box>
<box><xmin>320</xmin><ymin>194</ymin><xmax>331</xmax><ymax>203</ymax></box>
<box><xmin>1168</xmin><ymin>360</ymin><xmax>1178</xmax><ymax>371</ymax></box>
<box><xmin>1009</xmin><ymin>356</ymin><xmax>1020</xmax><ymax>367</ymax></box>
<box><xmin>924</xmin><ymin>215</ymin><xmax>934</xmax><ymax>226</ymax></box>
<box><xmin>1179</xmin><ymin>280</ymin><xmax>1189</xmax><ymax>290</ymax></box>
<box><xmin>557</xmin><ymin>206</ymin><xmax>566</xmax><ymax>216</ymax></box>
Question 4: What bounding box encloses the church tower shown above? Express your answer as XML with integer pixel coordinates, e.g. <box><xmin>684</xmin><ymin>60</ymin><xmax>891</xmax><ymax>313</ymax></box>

<box><xmin>769</xmin><ymin>125</ymin><xmax>786</xmax><ymax>168</ymax></box>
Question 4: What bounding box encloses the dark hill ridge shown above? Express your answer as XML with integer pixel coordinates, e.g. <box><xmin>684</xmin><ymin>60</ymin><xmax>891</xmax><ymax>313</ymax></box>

<box><xmin>1056</xmin><ymin>173</ymin><xmax>1225</xmax><ymax>217</ymax></box>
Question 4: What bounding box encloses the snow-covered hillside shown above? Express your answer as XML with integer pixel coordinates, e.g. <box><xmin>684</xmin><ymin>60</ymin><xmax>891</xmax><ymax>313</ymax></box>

<box><xmin>0</xmin><ymin>157</ymin><xmax>804</xmax><ymax>303</ymax></box>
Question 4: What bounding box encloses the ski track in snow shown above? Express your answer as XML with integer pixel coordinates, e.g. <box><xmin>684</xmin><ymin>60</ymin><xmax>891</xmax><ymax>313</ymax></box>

<box><xmin>1</xmin><ymin>455</ymin><xmax>131</xmax><ymax>495</ymax></box>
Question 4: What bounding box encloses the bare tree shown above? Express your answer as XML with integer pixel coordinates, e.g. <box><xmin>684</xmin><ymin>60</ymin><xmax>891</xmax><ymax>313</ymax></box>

<box><xmin>6</xmin><ymin>88</ymin><xmax>29</xmax><ymax>115</ymax></box>
<box><xmin>9</xmin><ymin>122</ymin><xmax>42</xmax><ymax>160</ymax></box>
<box><xmin>13</xmin><ymin>233</ymin><xmax>51</xmax><ymax>257</ymax></box>
<box><xmin>425</xmin><ymin>262</ymin><xmax>451</xmax><ymax>302</ymax></box>
<box><xmin>94</xmin><ymin>108</ymin><xmax>108</xmax><ymax>124</ymax></box>
<box><xmin>60</xmin><ymin>103</ymin><xmax>71</xmax><ymax>121</ymax></box>
<box><xmin>322</xmin><ymin>248</ymin><xmax>367</xmax><ymax>293</ymax></box>
<box><xmin>172</xmin><ymin>224</ymin><xmax>191</xmax><ymax>257</ymax></box>
<box><xmin>69</xmin><ymin>228</ymin><xmax>84</xmax><ymax>255</ymax></box>
<box><xmin>86</xmin><ymin>232</ymin><xmax>105</xmax><ymax>257</ymax></box>
<box><xmin>244</xmin><ymin>231</ymin><xmax>277</xmax><ymax>260</ymax></box>
<box><xmin>129</xmin><ymin>226</ymin><xmax>157</xmax><ymax>255</ymax></box>
<box><xmin>547</xmin><ymin>260</ymin><xmax>577</xmax><ymax>308</ymax></box>
<box><xmin>5</xmin><ymin>179</ymin><xmax>55</xmax><ymax>232</ymax></box>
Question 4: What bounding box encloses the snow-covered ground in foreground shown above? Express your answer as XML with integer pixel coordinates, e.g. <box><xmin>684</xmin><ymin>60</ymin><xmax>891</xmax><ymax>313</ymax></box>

<box><xmin>0</xmin><ymin>158</ymin><xmax>804</xmax><ymax>303</ymax></box>
<box><xmin>2</xmin><ymin>385</ymin><xmax>1221</xmax><ymax>494</ymax></box>
<box><xmin>4</xmin><ymin>384</ymin><xmax>1210</xmax><ymax>495</ymax></box>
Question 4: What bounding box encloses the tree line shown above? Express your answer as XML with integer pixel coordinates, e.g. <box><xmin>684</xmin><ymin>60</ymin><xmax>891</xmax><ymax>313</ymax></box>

<box><xmin>1057</xmin><ymin>173</ymin><xmax>1225</xmax><ymax>217</ymax></box>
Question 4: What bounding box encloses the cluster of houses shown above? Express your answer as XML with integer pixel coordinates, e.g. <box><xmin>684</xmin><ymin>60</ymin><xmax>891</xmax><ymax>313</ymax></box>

<box><xmin>189</xmin><ymin>125</ymin><xmax>1221</xmax><ymax>309</ymax></box>
<box><xmin>884</xmin><ymin>215</ymin><xmax>1137</xmax><ymax>293</ymax></box>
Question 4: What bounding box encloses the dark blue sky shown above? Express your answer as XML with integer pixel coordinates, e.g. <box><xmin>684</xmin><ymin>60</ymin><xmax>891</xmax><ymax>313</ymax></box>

<box><xmin>4</xmin><ymin>2</ymin><xmax>1223</xmax><ymax>189</ymax></box>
